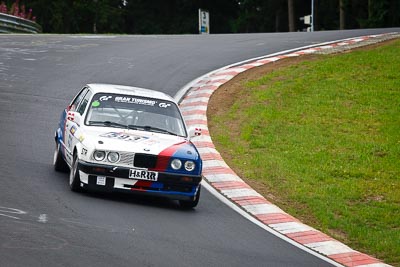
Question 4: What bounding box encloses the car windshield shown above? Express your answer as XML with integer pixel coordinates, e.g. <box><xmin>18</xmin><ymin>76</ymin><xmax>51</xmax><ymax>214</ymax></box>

<box><xmin>85</xmin><ymin>93</ymin><xmax>187</xmax><ymax>137</ymax></box>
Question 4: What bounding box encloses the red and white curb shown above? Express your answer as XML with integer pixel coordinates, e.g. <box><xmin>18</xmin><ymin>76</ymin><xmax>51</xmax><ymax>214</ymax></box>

<box><xmin>178</xmin><ymin>33</ymin><xmax>399</xmax><ymax>267</ymax></box>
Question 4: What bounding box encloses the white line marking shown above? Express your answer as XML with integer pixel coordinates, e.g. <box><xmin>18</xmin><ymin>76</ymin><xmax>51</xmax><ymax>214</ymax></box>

<box><xmin>200</xmin><ymin>181</ymin><xmax>344</xmax><ymax>267</ymax></box>
<box><xmin>0</xmin><ymin>206</ymin><xmax>27</xmax><ymax>220</ymax></box>
<box><xmin>0</xmin><ymin>213</ymin><xmax>21</xmax><ymax>220</ymax></box>
<box><xmin>38</xmin><ymin>214</ymin><xmax>48</xmax><ymax>223</ymax></box>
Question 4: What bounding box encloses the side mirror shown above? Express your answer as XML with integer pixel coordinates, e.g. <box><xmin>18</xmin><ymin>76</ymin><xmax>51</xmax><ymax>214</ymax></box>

<box><xmin>188</xmin><ymin>126</ymin><xmax>202</xmax><ymax>139</ymax></box>
<box><xmin>67</xmin><ymin>111</ymin><xmax>81</xmax><ymax>126</ymax></box>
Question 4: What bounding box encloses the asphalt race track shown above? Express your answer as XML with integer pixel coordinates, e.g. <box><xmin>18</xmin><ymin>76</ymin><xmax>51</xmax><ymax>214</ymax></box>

<box><xmin>1</xmin><ymin>28</ymin><xmax>399</xmax><ymax>267</ymax></box>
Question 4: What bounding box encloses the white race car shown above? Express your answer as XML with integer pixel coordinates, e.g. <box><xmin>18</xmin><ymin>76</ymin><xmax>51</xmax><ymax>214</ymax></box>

<box><xmin>54</xmin><ymin>84</ymin><xmax>202</xmax><ymax>208</ymax></box>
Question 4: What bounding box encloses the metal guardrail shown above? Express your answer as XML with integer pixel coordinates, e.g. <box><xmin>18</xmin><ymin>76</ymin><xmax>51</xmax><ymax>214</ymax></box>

<box><xmin>0</xmin><ymin>12</ymin><xmax>42</xmax><ymax>33</ymax></box>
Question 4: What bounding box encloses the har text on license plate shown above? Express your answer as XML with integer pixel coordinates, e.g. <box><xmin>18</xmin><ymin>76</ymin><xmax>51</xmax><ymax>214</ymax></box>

<box><xmin>129</xmin><ymin>168</ymin><xmax>158</xmax><ymax>181</ymax></box>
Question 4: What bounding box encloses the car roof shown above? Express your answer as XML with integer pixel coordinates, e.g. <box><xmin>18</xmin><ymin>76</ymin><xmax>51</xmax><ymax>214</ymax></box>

<box><xmin>87</xmin><ymin>83</ymin><xmax>175</xmax><ymax>102</ymax></box>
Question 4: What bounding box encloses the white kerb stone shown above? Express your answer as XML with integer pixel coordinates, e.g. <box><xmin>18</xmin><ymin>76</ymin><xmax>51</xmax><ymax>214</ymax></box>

<box><xmin>242</xmin><ymin>204</ymin><xmax>284</xmax><ymax>215</ymax></box>
<box><xmin>305</xmin><ymin>240</ymin><xmax>354</xmax><ymax>256</ymax></box>
<box><xmin>220</xmin><ymin>188</ymin><xmax>262</xmax><ymax>198</ymax></box>
<box><xmin>269</xmin><ymin>221</ymin><xmax>314</xmax><ymax>234</ymax></box>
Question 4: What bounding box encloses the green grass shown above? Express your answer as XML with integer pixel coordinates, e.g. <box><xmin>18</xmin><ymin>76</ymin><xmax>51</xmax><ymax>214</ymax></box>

<box><xmin>209</xmin><ymin>40</ymin><xmax>400</xmax><ymax>266</ymax></box>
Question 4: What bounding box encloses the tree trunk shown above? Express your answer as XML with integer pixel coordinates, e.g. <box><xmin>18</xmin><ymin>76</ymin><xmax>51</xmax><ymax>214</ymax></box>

<box><xmin>339</xmin><ymin>0</ymin><xmax>345</xmax><ymax>30</ymax></box>
<box><xmin>389</xmin><ymin>0</ymin><xmax>396</xmax><ymax>26</ymax></box>
<box><xmin>314</xmin><ymin>0</ymin><xmax>319</xmax><ymax>31</ymax></box>
<box><xmin>368</xmin><ymin>0</ymin><xmax>373</xmax><ymax>21</ymax></box>
<box><xmin>288</xmin><ymin>0</ymin><xmax>296</xmax><ymax>32</ymax></box>
<box><xmin>275</xmin><ymin>9</ymin><xmax>281</xmax><ymax>32</ymax></box>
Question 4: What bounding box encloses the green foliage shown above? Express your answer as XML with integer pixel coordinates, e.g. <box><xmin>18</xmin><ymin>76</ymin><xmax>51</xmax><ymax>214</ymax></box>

<box><xmin>26</xmin><ymin>0</ymin><xmax>125</xmax><ymax>33</ymax></box>
<box><xmin>9</xmin><ymin>0</ymin><xmax>400</xmax><ymax>33</ymax></box>
<box><xmin>210</xmin><ymin>39</ymin><xmax>400</xmax><ymax>265</ymax></box>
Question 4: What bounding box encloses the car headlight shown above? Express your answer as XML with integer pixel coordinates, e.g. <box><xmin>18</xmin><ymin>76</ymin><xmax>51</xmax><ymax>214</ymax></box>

<box><xmin>171</xmin><ymin>159</ymin><xmax>182</xmax><ymax>170</ymax></box>
<box><xmin>107</xmin><ymin>152</ymin><xmax>120</xmax><ymax>163</ymax></box>
<box><xmin>184</xmin><ymin>161</ymin><xmax>195</xmax><ymax>171</ymax></box>
<box><xmin>93</xmin><ymin>150</ymin><xmax>106</xmax><ymax>161</ymax></box>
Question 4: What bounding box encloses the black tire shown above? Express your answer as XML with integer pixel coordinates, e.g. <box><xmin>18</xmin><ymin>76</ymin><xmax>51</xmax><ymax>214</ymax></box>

<box><xmin>179</xmin><ymin>185</ymin><xmax>201</xmax><ymax>209</ymax></box>
<box><xmin>53</xmin><ymin>142</ymin><xmax>69</xmax><ymax>172</ymax></box>
<box><xmin>69</xmin><ymin>154</ymin><xmax>83</xmax><ymax>192</ymax></box>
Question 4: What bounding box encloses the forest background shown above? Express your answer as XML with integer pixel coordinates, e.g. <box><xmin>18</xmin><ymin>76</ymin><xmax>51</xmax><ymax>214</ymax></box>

<box><xmin>1</xmin><ymin>0</ymin><xmax>400</xmax><ymax>34</ymax></box>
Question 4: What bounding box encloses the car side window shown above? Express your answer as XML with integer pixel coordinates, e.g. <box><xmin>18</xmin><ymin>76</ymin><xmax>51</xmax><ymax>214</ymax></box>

<box><xmin>69</xmin><ymin>88</ymin><xmax>88</xmax><ymax>112</ymax></box>
<box><xmin>77</xmin><ymin>90</ymin><xmax>92</xmax><ymax>115</ymax></box>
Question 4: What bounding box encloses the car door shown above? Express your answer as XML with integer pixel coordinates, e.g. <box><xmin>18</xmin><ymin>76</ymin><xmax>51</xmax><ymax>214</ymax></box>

<box><xmin>63</xmin><ymin>87</ymin><xmax>89</xmax><ymax>165</ymax></box>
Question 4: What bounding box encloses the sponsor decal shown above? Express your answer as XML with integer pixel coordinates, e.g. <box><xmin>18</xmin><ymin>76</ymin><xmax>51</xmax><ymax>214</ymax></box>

<box><xmin>141</xmin><ymin>139</ymin><xmax>160</xmax><ymax>146</ymax></box>
<box><xmin>79</xmin><ymin>135</ymin><xmax>85</xmax><ymax>142</ymax></box>
<box><xmin>70</xmin><ymin>125</ymin><xmax>77</xmax><ymax>135</ymax></box>
<box><xmin>81</xmin><ymin>148</ymin><xmax>88</xmax><ymax>155</ymax></box>
<box><xmin>99</xmin><ymin>96</ymin><xmax>112</xmax><ymax>101</ymax></box>
<box><xmin>129</xmin><ymin>169</ymin><xmax>158</xmax><ymax>181</ymax></box>
<box><xmin>159</xmin><ymin>102</ymin><xmax>171</xmax><ymax>108</ymax></box>
<box><xmin>92</xmin><ymin>100</ymin><xmax>100</xmax><ymax>107</ymax></box>
<box><xmin>67</xmin><ymin>135</ymin><xmax>73</xmax><ymax>148</ymax></box>
<box><xmin>100</xmin><ymin>132</ymin><xmax>149</xmax><ymax>142</ymax></box>
<box><xmin>115</xmin><ymin>97</ymin><xmax>156</xmax><ymax>106</ymax></box>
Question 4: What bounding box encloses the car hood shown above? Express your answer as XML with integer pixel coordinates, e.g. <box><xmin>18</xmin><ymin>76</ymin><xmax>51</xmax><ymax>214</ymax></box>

<box><xmin>82</xmin><ymin>126</ymin><xmax>199</xmax><ymax>159</ymax></box>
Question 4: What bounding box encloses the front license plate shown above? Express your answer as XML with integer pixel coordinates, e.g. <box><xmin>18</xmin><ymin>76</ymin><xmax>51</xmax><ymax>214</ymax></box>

<box><xmin>97</xmin><ymin>176</ymin><xmax>106</xmax><ymax>186</ymax></box>
<box><xmin>129</xmin><ymin>169</ymin><xmax>158</xmax><ymax>181</ymax></box>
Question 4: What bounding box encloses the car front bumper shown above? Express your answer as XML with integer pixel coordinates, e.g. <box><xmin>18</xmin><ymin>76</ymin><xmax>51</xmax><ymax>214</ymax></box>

<box><xmin>77</xmin><ymin>160</ymin><xmax>202</xmax><ymax>201</ymax></box>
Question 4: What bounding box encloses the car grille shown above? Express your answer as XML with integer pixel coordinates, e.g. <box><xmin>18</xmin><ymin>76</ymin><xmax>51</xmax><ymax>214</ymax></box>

<box><xmin>118</xmin><ymin>152</ymin><xmax>135</xmax><ymax>167</ymax></box>
<box><xmin>134</xmin><ymin>153</ymin><xmax>157</xmax><ymax>168</ymax></box>
<box><xmin>118</xmin><ymin>152</ymin><xmax>163</xmax><ymax>169</ymax></box>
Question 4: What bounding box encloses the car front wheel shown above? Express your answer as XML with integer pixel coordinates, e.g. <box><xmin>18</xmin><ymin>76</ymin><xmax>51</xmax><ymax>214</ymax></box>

<box><xmin>53</xmin><ymin>142</ymin><xmax>68</xmax><ymax>172</ymax></box>
<box><xmin>69</xmin><ymin>155</ymin><xmax>83</xmax><ymax>192</ymax></box>
<box><xmin>179</xmin><ymin>185</ymin><xmax>201</xmax><ymax>209</ymax></box>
